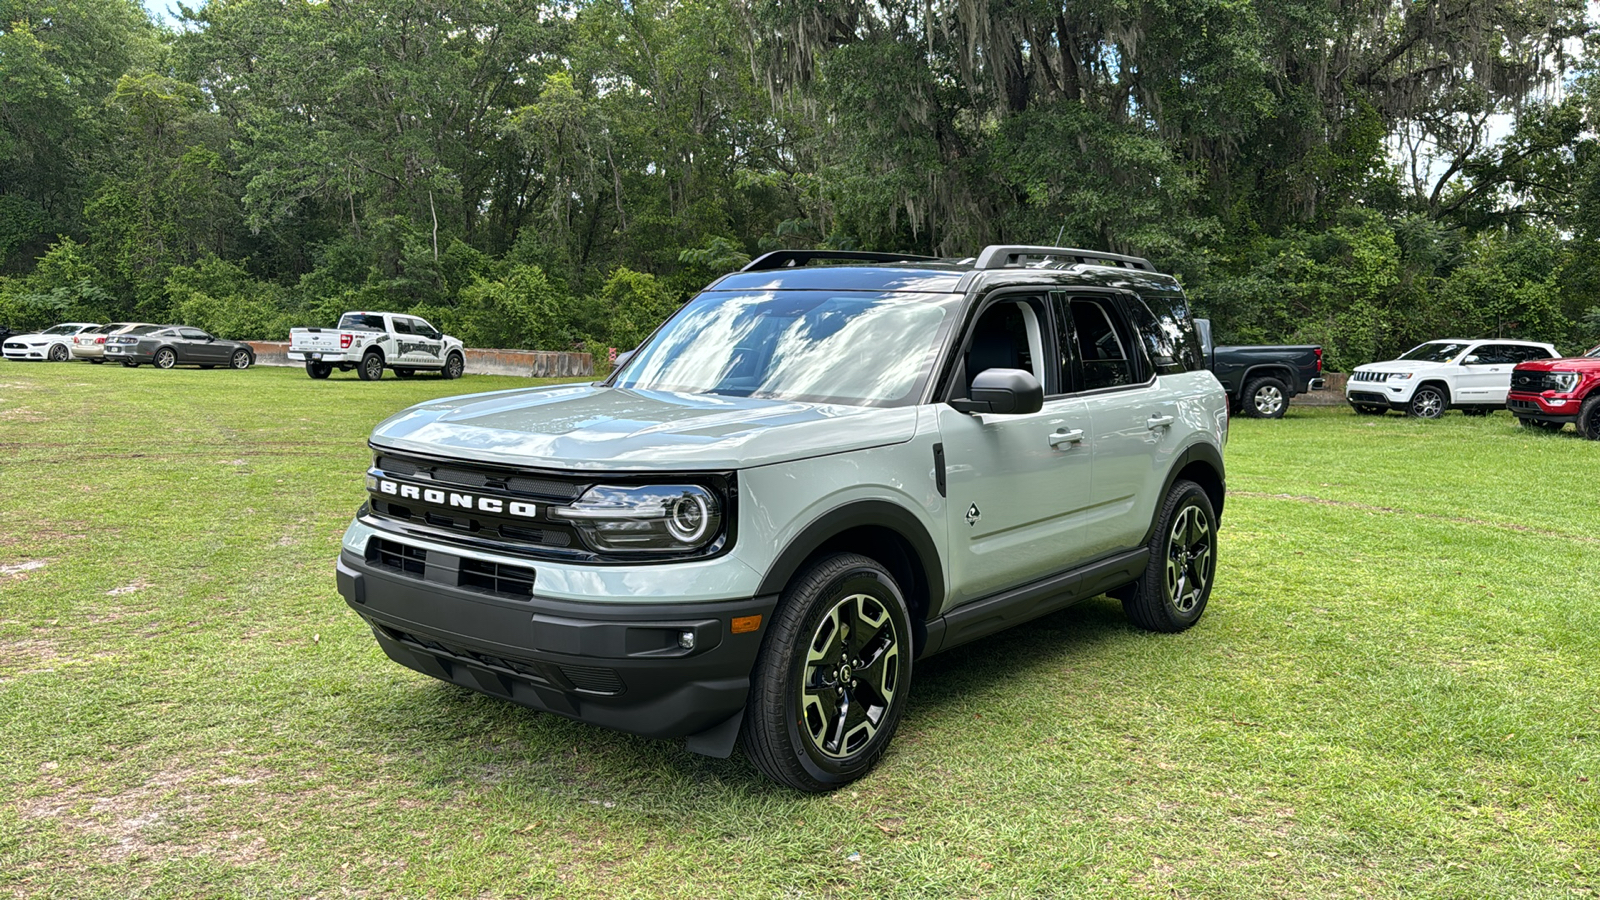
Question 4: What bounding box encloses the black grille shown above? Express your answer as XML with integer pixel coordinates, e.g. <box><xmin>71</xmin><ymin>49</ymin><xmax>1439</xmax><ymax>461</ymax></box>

<box><xmin>459</xmin><ymin>558</ymin><xmax>537</xmax><ymax>599</ymax></box>
<box><xmin>1510</xmin><ymin>371</ymin><xmax>1563</xmax><ymax>393</ymax></box>
<box><xmin>3</xmin><ymin>342</ymin><xmax>24</xmax><ymax>350</ymax></box>
<box><xmin>559</xmin><ymin>665</ymin><xmax>625</xmax><ymax>694</ymax></box>
<box><xmin>1351</xmin><ymin>371</ymin><xmax>1388</xmax><ymax>383</ymax></box>
<box><xmin>381</xmin><ymin>627</ymin><xmax>559</xmax><ymax>688</ymax></box>
<box><xmin>367</xmin><ymin>538</ymin><xmax>425</xmax><ymax>576</ymax></box>
<box><xmin>1508</xmin><ymin>398</ymin><xmax>1539</xmax><ymax>411</ymax></box>
<box><xmin>374</xmin><ymin>453</ymin><xmax>581</xmax><ymax>500</ymax></box>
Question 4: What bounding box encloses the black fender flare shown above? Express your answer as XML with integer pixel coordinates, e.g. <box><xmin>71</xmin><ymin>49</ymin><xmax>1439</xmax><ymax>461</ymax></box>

<box><xmin>756</xmin><ymin>499</ymin><xmax>946</xmax><ymax>619</ymax></box>
<box><xmin>1140</xmin><ymin>441</ymin><xmax>1227</xmax><ymax>546</ymax></box>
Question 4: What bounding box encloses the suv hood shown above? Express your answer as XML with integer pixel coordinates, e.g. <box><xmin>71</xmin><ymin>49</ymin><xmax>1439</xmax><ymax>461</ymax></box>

<box><xmin>369</xmin><ymin>383</ymin><xmax>920</xmax><ymax>471</ymax></box>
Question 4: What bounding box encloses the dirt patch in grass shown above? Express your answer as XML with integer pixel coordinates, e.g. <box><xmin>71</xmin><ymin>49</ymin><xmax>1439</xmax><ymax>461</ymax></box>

<box><xmin>0</xmin><ymin>637</ymin><xmax>62</xmax><ymax>675</ymax></box>
<box><xmin>18</xmin><ymin>763</ymin><xmax>278</xmax><ymax>868</ymax></box>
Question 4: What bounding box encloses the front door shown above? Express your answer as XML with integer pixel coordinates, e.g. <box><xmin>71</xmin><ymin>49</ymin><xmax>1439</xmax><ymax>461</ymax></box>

<box><xmin>1455</xmin><ymin>344</ymin><xmax>1514</xmax><ymax>403</ymax></box>
<box><xmin>939</xmin><ymin>294</ymin><xmax>1095</xmax><ymax>606</ymax></box>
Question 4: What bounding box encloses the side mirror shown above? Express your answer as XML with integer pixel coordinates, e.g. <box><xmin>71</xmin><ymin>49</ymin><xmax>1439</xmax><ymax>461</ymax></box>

<box><xmin>950</xmin><ymin>368</ymin><xmax>1044</xmax><ymax>415</ymax></box>
<box><xmin>613</xmin><ymin>349</ymin><xmax>635</xmax><ymax>368</ymax></box>
<box><xmin>1462</xmin><ymin>355</ymin><xmax>1479</xmax><ymax>365</ymax></box>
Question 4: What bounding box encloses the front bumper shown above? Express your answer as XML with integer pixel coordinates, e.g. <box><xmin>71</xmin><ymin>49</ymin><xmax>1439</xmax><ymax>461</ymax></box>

<box><xmin>336</xmin><ymin>548</ymin><xmax>775</xmax><ymax>753</ymax></box>
<box><xmin>3</xmin><ymin>344</ymin><xmax>50</xmax><ymax>360</ymax></box>
<box><xmin>1507</xmin><ymin>392</ymin><xmax>1581</xmax><ymax>424</ymax></box>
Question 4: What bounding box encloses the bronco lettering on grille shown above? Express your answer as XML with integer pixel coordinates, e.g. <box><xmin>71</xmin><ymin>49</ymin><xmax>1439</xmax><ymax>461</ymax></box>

<box><xmin>375</xmin><ymin>478</ymin><xmax>537</xmax><ymax>518</ymax></box>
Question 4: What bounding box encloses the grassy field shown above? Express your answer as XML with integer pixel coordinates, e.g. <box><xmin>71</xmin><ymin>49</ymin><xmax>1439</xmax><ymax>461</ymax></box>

<box><xmin>1</xmin><ymin>363</ymin><xmax>1597</xmax><ymax>899</ymax></box>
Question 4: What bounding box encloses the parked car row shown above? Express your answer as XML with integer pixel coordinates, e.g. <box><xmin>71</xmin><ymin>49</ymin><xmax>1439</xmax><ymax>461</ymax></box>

<box><xmin>1345</xmin><ymin>337</ymin><xmax>1600</xmax><ymax>438</ymax></box>
<box><xmin>2</xmin><ymin>322</ymin><xmax>255</xmax><ymax>369</ymax></box>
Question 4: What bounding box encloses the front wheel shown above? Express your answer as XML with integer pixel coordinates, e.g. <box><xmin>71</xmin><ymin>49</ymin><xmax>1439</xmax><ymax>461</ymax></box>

<box><xmin>48</xmin><ymin>344</ymin><xmax>69</xmax><ymax>362</ymax></box>
<box><xmin>1579</xmin><ymin>395</ymin><xmax>1600</xmax><ymax>441</ymax></box>
<box><xmin>1241</xmin><ymin>376</ymin><xmax>1289</xmax><ymax>419</ymax></box>
<box><xmin>306</xmin><ymin>361</ymin><xmax>332</xmax><ymax>379</ymax></box>
<box><xmin>357</xmin><ymin>352</ymin><xmax>384</xmax><ymax>381</ymax></box>
<box><xmin>153</xmin><ymin>348</ymin><xmax>177</xmax><ymax>369</ymax></box>
<box><xmin>1117</xmin><ymin>480</ymin><xmax>1218</xmax><ymax>633</ymax></box>
<box><xmin>742</xmin><ymin>553</ymin><xmax>912</xmax><ymax>792</ymax></box>
<box><xmin>230</xmin><ymin>349</ymin><xmax>252</xmax><ymax>370</ymax></box>
<box><xmin>441</xmin><ymin>351</ymin><xmax>464</xmax><ymax>379</ymax></box>
<box><xmin>1407</xmin><ymin>385</ymin><xmax>1447</xmax><ymax>419</ymax></box>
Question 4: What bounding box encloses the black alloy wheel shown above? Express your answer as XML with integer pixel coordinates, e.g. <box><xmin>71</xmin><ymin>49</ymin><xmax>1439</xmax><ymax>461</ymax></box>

<box><xmin>1407</xmin><ymin>385</ymin><xmax>1447</xmax><ymax>419</ymax></box>
<box><xmin>1117</xmin><ymin>479</ymin><xmax>1218</xmax><ymax>633</ymax></box>
<box><xmin>153</xmin><ymin>348</ymin><xmax>178</xmax><ymax>369</ymax></box>
<box><xmin>231</xmin><ymin>349</ymin><xmax>252</xmax><ymax>369</ymax></box>
<box><xmin>306</xmin><ymin>361</ymin><xmax>332</xmax><ymax>379</ymax></box>
<box><xmin>743</xmin><ymin>553</ymin><xmax>912</xmax><ymax>792</ymax></box>
<box><xmin>47</xmin><ymin>344</ymin><xmax>69</xmax><ymax>362</ymax></box>
<box><xmin>442</xmin><ymin>352</ymin><xmax>464</xmax><ymax>379</ymax></box>
<box><xmin>358</xmin><ymin>352</ymin><xmax>384</xmax><ymax>381</ymax></box>
<box><xmin>1579</xmin><ymin>395</ymin><xmax>1600</xmax><ymax>441</ymax></box>
<box><xmin>1242</xmin><ymin>376</ymin><xmax>1289</xmax><ymax>419</ymax></box>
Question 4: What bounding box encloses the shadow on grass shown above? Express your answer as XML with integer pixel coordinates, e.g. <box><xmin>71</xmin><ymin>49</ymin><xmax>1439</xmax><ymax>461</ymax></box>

<box><xmin>324</xmin><ymin>594</ymin><xmax>1147</xmax><ymax>800</ymax></box>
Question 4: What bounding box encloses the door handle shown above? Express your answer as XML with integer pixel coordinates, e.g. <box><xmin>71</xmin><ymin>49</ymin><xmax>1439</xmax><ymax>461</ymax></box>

<box><xmin>1048</xmin><ymin>429</ymin><xmax>1085</xmax><ymax>448</ymax></box>
<box><xmin>1147</xmin><ymin>415</ymin><xmax>1175</xmax><ymax>430</ymax></box>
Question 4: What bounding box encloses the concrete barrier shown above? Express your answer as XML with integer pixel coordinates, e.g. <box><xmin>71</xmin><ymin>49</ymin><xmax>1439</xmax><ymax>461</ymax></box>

<box><xmin>246</xmin><ymin>342</ymin><xmax>593</xmax><ymax>378</ymax></box>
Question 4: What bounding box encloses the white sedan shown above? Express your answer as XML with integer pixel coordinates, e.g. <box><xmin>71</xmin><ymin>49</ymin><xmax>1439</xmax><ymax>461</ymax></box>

<box><xmin>2</xmin><ymin>323</ymin><xmax>100</xmax><ymax>362</ymax></box>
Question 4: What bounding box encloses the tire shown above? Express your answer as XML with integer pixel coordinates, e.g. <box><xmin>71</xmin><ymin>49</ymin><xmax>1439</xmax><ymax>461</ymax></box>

<box><xmin>1118</xmin><ymin>480</ymin><xmax>1218</xmax><ymax>633</ymax></box>
<box><xmin>441</xmin><ymin>351</ymin><xmax>464</xmax><ymax>379</ymax></box>
<box><xmin>89</xmin><ymin>358</ymin><xmax>104</xmax><ymax>365</ymax></box>
<box><xmin>1462</xmin><ymin>407</ymin><xmax>1489</xmax><ymax>417</ymax></box>
<box><xmin>306</xmin><ymin>361</ymin><xmax>332</xmax><ymax>380</ymax></box>
<box><xmin>358</xmin><ymin>351</ymin><xmax>384</xmax><ymax>381</ymax></box>
<box><xmin>393</xmin><ymin>367</ymin><xmax>415</xmax><ymax>379</ymax></box>
<box><xmin>231</xmin><ymin>349</ymin><xmax>252</xmax><ymax>370</ymax></box>
<box><xmin>47</xmin><ymin>344</ymin><xmax>69</xmax><ymax>362</ymax></box>
<box><xmin>1579</xmin><ymin>395</ymin><xmax>1600</xmax><ymax>441</ymax></box>
<box><xmin>124</xmin><ymin>362</ymin><xmax>139</xmax><ymax>368</ymax></box>
<box><xmin>1241</xmin><ymin>376</ymin><xmax>1289</xmax><ymax>419</ymax></box>
<box><xmin>1353</xmin><ymin>405</ymin><xmax>1385</xmax><ymax>416</ymax></box>
<box><xmin>1407</xmin><ymin>384</ymin><xmax>1447</xmax><ymax>419</ymax></box>
<box><xmin>742</xmin><ymin>553</ymin><xmax>913</xmax><ymax>792</ymax></box>
<box><xmin>153</xmin><ymin>348</ymin><xmax>177</xmax><ymax>369</ymax></box>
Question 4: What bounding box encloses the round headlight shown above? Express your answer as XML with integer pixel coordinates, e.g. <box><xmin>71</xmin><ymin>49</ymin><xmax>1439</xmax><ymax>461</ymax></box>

<box><xmin>666</xmin><ymin>492</ymin><xmax>710</xmax><ymax>543</ymax></box>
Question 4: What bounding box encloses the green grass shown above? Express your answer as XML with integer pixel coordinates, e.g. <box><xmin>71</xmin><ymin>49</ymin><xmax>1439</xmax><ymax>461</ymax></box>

<box><xmin>2</xmin><ymin>365</ymin><xmax>1597</xmax><ymax>899</ymax></box>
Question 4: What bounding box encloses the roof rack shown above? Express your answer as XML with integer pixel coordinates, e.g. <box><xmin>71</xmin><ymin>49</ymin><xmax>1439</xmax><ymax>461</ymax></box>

<box><xmin>972</xmin><ymin>245</ymin><xmax>1153</xmax><ymax>272</ymax></box>
<box><xmin>740</xmin><ymin>250</ymin><xmax>942</xmax><ymax>272</ymax></box>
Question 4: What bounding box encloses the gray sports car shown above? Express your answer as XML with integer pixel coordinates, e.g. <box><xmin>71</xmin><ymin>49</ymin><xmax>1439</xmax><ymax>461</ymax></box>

<box><xmin>105</xmin><ymin>325</ymin><xmax>256</xmax><ymax>369</ymax></box>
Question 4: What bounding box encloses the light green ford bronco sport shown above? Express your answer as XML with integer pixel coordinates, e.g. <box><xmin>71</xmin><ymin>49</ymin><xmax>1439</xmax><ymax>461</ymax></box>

<box><xmin>336</xmin><ymin>245</ymin><xmax>1229</xmax><ymax>791</ymax></box>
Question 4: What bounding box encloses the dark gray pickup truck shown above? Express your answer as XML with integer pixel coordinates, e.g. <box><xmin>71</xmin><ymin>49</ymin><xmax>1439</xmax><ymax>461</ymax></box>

<box><xmin>1196</xmin><ymin>320</ymin><xmax>1326</xmax><ymax>418</ymax></box>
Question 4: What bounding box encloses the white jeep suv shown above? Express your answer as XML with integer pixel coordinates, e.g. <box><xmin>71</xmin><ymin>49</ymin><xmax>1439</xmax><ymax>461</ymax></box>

<box><xmin>1346</xmin><ymin>339</ymin><xmax>1559</xmax><ymax>418</ymax></box>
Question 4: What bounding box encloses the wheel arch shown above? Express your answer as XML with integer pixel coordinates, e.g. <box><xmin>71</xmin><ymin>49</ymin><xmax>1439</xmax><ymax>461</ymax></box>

<box><xmin>1241</xmin><ymin>365</ymin><xmax>1294</xmax><ymax>391</ymax></box>
<box><xmin>1415</xmin><ymin>379</ymin><xmax>1451</xmax><ymax>402</ymax></box>
<box><xmin>363</xmin><ymin>345</ymin><xmax>386</xmax><ymax>363</ymax></box>
<box><xmin>756</xmin><ymin>500</ymin><xmax>944</xmax><ymax>653</ymax></box>
<box><xmin>1140</xmin><ymin>442</ymin><xmax>1226</xmax><ymax>546</ymax></box>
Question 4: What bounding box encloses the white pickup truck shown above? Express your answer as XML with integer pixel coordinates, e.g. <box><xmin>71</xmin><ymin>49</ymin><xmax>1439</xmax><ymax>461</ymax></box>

<box><xmin>288</xmin><ymin>311</ymin><xmax>466</xmax><ymax>381</ymax></box>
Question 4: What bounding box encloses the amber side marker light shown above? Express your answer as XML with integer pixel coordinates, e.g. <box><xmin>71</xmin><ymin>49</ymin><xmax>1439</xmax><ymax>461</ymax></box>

<box><xmin>731</xmin><ymin>615</ymin><xmax>762</xmax><ymax>634</ymax></box>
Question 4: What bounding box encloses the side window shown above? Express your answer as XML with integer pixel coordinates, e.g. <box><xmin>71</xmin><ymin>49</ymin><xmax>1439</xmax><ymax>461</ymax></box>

<box><xmin>410</xmin><ymin>318</ymin><xmax>437</xmax><ymax>338</ymax></box>
<box><xmin>390</xmin><ymin>317</ymin><xmax>413</xmax><ymax>336</ymax></box>
<box><xmin>958</xmin><ymin>296</ymin><xmax>1049</xmax><ymax>397</ymax></box>
<box><xmin>1122</xmin><ymin>295</ymin><xmax>1188</xmax><ymax>376</ymax></box>
<box><xmin>1061</xmin><ymin>296</ymin><xmax>1138</xmax><ymax>390</ymax></box>
<box><xmin>180</xmin><ymin>328</ymin><xmax>209</xmax><ymax>341</ymax></box>
<box><xmin>1467</xmin><ymin>345</ymin><xmax>1509</xmax><ymax>365</ymax></box>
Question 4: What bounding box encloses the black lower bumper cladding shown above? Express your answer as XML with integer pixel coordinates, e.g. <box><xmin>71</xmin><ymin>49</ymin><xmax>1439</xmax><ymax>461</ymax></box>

<box><xmin>336</xmin><ymin>551</ymin><xmax>776</xmax><ymax>756</ymax></box>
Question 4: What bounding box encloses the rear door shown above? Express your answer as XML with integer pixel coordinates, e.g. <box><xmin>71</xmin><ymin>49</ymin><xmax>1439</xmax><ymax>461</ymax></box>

<box><xmin>399</xmin><ymin>316</ymin><xmax>444</xmax><ymax>368</ymax></box>
<box><xmin>1059</xmin><ymin>291</ymin><xmax>1182</xmax><ymax>559</ymax></box>
<box><xmin>938</xmin><ymin>292</ymin><xmax>1094</xmax><ymax>605</ymax></box>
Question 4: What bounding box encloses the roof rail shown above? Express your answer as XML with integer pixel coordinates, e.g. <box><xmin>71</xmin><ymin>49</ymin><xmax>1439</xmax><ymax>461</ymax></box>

<box><xmin>740</xmin><ymin>250</ymin><xmax>941</xmax><ymax>272</ymax></box>
<box><xmin>972</xmin><ymin>245</ymin><xmax>1153</xmax><ymax>272</ymax></box>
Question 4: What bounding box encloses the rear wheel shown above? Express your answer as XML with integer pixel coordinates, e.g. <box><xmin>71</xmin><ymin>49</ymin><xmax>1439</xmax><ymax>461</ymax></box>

<box><xmin>358</xmin><ymin>351</ymin><xmax>384</xmax><ymax>381</ymax></box>
<box><xmin>742</xmin><ymin>553</ymin><xmax>912</xmax><ymax>792</ymax></box>
<box><xmin>1117</xmin><ymin>480</ymin><xmax>1217</xmax><ymax>633</ymax></box>
<box><xmin>1407</xmin><ymin>385</ymin><xmax>1447</xmax><ymax>419</ymax></box>
<box><xmin>153</xmin><ymin>348</ymin><xmax>177</xmax><ymax>369</ymax></box>
<box><xmin>231</xmin><ymin>349</ymin><xmax>252</xmax><ymax>369</ymax></box>
<box><xmin>47</xmin><ymin>344</ymin><xmax>69</xmax><ymax>362</ymax></box>
<box><xmin>1579</xmin><ymin>395</ymin><xmax>1600</xmax><ymax>441</ymax></box>
<box><xmin>306</xmin><ymin>361</ymin><xmax>332</xmax><ymax>379</ymax></box>
<box><xmin>1241</xmin><ymin>376</ymin><xmax>1289</xmax><ymax>419</ymax></box>
<box><xmin>442</xmin><ymin>351</ymin><xmax>464</xmax><ymax>379</ymax></box>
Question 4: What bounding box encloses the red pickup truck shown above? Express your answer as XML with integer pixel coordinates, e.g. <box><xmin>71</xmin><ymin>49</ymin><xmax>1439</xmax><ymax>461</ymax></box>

<box><xmin>1506</xmin><ymin>343</ymin><xmax>1600</xmax><ymax>438</ymax></box>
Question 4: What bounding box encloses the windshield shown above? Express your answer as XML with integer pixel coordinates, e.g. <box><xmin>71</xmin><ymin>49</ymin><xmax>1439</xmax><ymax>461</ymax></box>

<box><xmin>1397</xmin><ymin>342</ymin><xmax>1469</xmax><ymax>363</ymax></box>
<box><xmin>1585</xmin><ymin>343</ymin><xmax>1600</xmax><ymax>359</ymax></box>
<box><xmin>612</xmin><ymin>290</ymin><xmax>959</xmax><ymax>407</ymax></box>
<box><xmin>42</xmin><ymin>324</ymin><xmax>85</xmax><ymax>335</ymax></box>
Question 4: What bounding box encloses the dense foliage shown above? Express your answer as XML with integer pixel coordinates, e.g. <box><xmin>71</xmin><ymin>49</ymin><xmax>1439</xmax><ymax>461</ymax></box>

<box><xmin>1</xmin><ymin>0</ymin><xmax>1597</xmax><ymax>366</ymax></box>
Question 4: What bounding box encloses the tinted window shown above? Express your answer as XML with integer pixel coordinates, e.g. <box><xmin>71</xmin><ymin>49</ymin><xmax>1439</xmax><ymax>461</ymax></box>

<box><xmin>1398</xmin><ymin>342</ymin><xmax>1467</xmax><ymax>363</ymax></box>
<box><xmin>180</xmin><ymin>329</ymin><xmax>210</xmax><ymax>341</ymax></box>
<box><xmin>962</xmin><ymin>298</ymin><xmax>1046</xmax><ymax>393</ymax></box>
<box><xmin>127</xmin><ymin>325</ymin><xmax>160</xmax><ymax>335</ymax></box>
<box><xmin>412</xmin><ymin>318</ymin><xmax>438</xmax><ymax>337</ymax></box>
<box><xmin>390</xmin><ymin>318</ymin><xmax>414</xmax><ymax>335</ymax></box>
<box><xmin>1060</xmin><ymin>297</ymin><xmax>1137</xmax><ymax>390</ymax></box>
<box><xmin>1123</xmin><ymin>295</ymin><xmax>1196</xmax><ymax>375</ymax></box>
<box><xmin>338</xmin><ymin>313</ymin><xmax>387</xmax><ymax>331</ymax></box>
